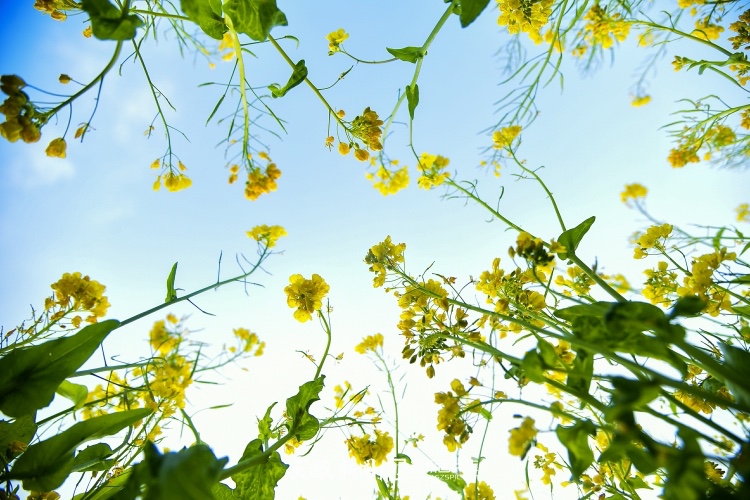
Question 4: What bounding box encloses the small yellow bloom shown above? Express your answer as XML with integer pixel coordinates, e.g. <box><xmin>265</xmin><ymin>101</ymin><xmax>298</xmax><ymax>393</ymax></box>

<box><xmin>163</xmin><ymin>171</ymin><xmax>192</xmax><ymax>192</ymax></box>
<box><xmin>326</xmin><ymin>28</ymin><xmax>349</xmax><ymax>52</ymax></box>
<box><xmin>630</xmin><ymin>95</ymin><xmax>651</xmax><ymax>107</ymax></box>
<box><xmin>83</xmin><ymin>25</ymin><xmax>93</xmax><ymax>38</ymax></box>
<box><xmin>152</xmin><ymin>176</ymin><xmax>161</xmax><ymax>191</ymax></box>
<box><xmin>325</xmin><ymin>136</ymin><xmax>334</xmax><ymax>148</ymax></box>
<box><xmin>620</xmin><ymin>183</ymin><xmax>648</xmax><ymax>203</ymax></box>
<box><xmin>59</xmin><ymin>74</ymin><xmax>71</xmax><ymax>84</ymax></box>
<box><xmin>492</xmin><ymin>125</ymin><xmax>522</xmax><ymax>149</ymax></box>
<box><xmin>284</xmin><ymin>274</ymin><xmax>330</xmax><ymax>322</ymax></box>
<box><xmin>338</xmin><ymin>142</ymin><xmax>350</xmax><ymax>156</ymax></box>
<box><xmin>354</xmin><ymin>333</ymin><xmax>384</xmax><ymax>354</ymax></box>
<box><xmin>150</xmin><ymin>158</ymin><xmax>161</xmax><ymax>169</ymax></box>
<box><xmin>246</xmin><ymin>224</ymin><xmax>288</xmax><ymax>248</ymax></box>
<box><xmin>45</xmin><ymin>137</ymin><xmax>67</xmax><ymax>158</ymax></box>
<box><xmin>508</xmin><ymin>417</ymin><xmax>537</xmax><ymax>456</ymax></box>
<box><xmin>736</xmin><ymin>203</ymin><xmax>750</xmax><ymax>223</ymax></box>
<box><xmin>354</xmin><ymin>148</ymin><xmax>369</xmax><ymax>161</ymax></box>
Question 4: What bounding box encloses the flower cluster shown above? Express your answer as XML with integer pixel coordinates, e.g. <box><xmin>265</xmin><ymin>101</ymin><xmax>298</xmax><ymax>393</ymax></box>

<box><xmin>729</xmin><ymin>9</ymin><xmax>750</xmax><ymax>50</ymax></box>
<box><xmin>284</xmin><ymin>273</ymin><xmax>330</xmax><ymax>322</ymax></box>
<box><xmin>365</xmin><ymin>160</ymin><xmax>409</xmax><ymax>195</ymax></box>
<box><xmin>45</xmin><ymin>272</ymin><xmax>110</xmax><ymax>326</ymax></box>
<box><xmin>642</xmin><ymin>261</ymin><xmax>678</xmax><ymax>306</ymax></box>
<box><xmin>692</xmin><ymin>16</ymin><xmax>724</xmax><ymax>41</ymax></box>
<box><xmin>737</xmin><ymin>203</ymin><xmax>750</xmax><ymax>223</ymax></box>
<box><xmin>508</xmin><ymin>417</ymin><xmax>537</xmax><ymax>457</ymax></box>
<box><xmin>364</xmin><ymin>236</ymin><xmax>406</xmax><ymax>288</ymax></box>
<box><xmin>492</xmin><ymin>125</ymin><xmax>522</xmax><ymax>149</ymax></box>
<box><xmin>582</xmin><ymin>4</ymin><xmax>630</xmax><ymax>49</ymax></box>
<box><xmin>416</xmin><ymin>153</ymin><xmax>450</xmax><ymax>190</ymax></box>
<box><xmin>345</xmin><ymin>429</ymin><xmax>394</xmax><ymax>466</ymax></box>
<box><xmin>349</xmin><ymin>106</ymin><xmax>384</xmax><ymax>153</ymax></box>
<box><xmin>33</xmin><ymin>0</ymin><xmax>78</xmax><ymax>21</ymax></box>
<box><xmin>326</xmin><ymin>28</ymin><xmax>349</xmax><ymax>53</ymax></box>
<box><xmin>354</xmin><ymin>333</ymin><xmax>384</xmax><ymax>354</ymax></box>
<box><xmin>0</xmin><ymin>75</ymin><xmax>43</xmax><ymax>145</ymax></box>
<box><xmin>677</xmin><ymin>248</ymin><xmax>736</xmax><ymax>316</ymax></box>
<box><xmin>620</xmin><ymin>183</ymin><xmax>647</xmax><ymax>204</ymax></box>
<box><xmin>246</xmin><ymin>224</ymin><xmax>287</xmax><ymax>249</ymax></box>
<box><xmin>465</xmin><ymin>481</ymin><xmax>496</xmax><ymax>500</ymax></box>
<box><xmin>434</xmin><ymin>379</ymin><xmax>479</xmax><ymax>451</ymax></box>
<box><xmin>152</xmin><ymin>159</ymin><xmax>192</xmax><ymax>192</ymax></box>
<box><xmin>243</xmin><ymin>153</ymin><xmax>282</xmax><ymax>200</ymax></box>
<box><xmin>633</xmin><ymin>223</ymin><xmax>672</xmax><ymax>259</ymax></box>
<box><xmin>555</xmin><ymin>265</ymin><xmax>594</xmax><ymax>297</ymax></box>
<box><xmin>496</xmin><ymin>0</ymin><xmax>554</xmax><ymax>44</ymax></box>
<box><xmin>509</xmin><ymin>231</ymin><xmax>554</xmax><ymax>267</ymax></box>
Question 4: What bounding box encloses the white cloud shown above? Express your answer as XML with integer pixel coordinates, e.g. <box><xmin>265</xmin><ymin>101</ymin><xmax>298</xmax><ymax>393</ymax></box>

<box><xmin>5</xmin><ymin>145</ymin><xmax>75</xmax><ymax>188</ymax></box>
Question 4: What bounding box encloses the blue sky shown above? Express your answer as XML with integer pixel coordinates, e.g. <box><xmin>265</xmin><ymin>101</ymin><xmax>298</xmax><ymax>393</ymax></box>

<box><xmin>1</xmin><ymin>1</ymin><xmax>748</xmax><ymax>498</ymax></box>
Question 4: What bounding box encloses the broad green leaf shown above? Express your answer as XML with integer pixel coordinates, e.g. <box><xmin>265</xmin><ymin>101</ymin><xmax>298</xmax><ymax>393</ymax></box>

<box><xmin>668</xmin><ymin>296</ymin><xmax>706</xmax><ymax>318</ymax></box>
<box><xmin>521</xmin><ymin>349</ymin><xmax>545</xmax><ymax>383</ymax></box>
<box><xmin>603</xmin><ymin>378</ymin><xmax>661</xmax><ymax>423</ymax></box>
<box><xmin>212</xmin><ymin>482</ymin><xmax>235</xmax><ymax>500</ymax></box>
<box><xmin>268</xmin><ymin>60</ymin><xmax>307</xmax><ymax>98</ymax></box>
<box><xmin>285</xmin><ymin>376</ymin><xmax>324</xmax><ymax>441</ymax></box>
<box><xmin>554</xmin><ymin>301</ymin><xmax>613</xmax><ymax>321</ymax></box>
<box><xmin>406</xmin><ymin>83</ymin><xmax>419</xmax><ymax>120</ymax></box>
<box><xmin>662</xmin><ymin>428</ymin><xmax>709</xmax><ymax>500</ymax></box>
<box><xmin>719</xmin><ymin>343</ymin><xmax>750</xmax><ymax>408</ymax></box>
<box><xmin>555</xmin><ymin>420</ymin><xmax>596</xmax><ymax>479</ymax></box>
<box><xmin>0</xmin><ymin>414</ymin><xmax>37</xmax><ymax>459</ymax></box>
<box><xmin>81</xmin><ymin>0</ymin><xmax>144</xmax><ymax>40</ymax></box>
<box><xmin>257</xmin><ymin>402</ymin><xmax>276</xmax><ymax>442</ymax></box>
<box><xmin>730</xmin><ymin>274</ymin><xmax>750</xmax><ymax>284</ymax></box>
<box><xmin>56</xmin><ymin>380</ymin><xmax>89</xmax><ymax>409</ymax></box>
<box><xmin>181</xmin><ymin>0</ymin><xmax>227</xmax><ymax>40</ymax></box>
<box><xmin>165</xmin><ymin>262</ymin><xmax>178</xmax><ymax>302</ymax></box>
<box><xmin>557</xmin><ymin>216</ymin><xmax>595</xmax><ymax>259</ymax></box>
<box><xmin>72</xmin><ymin>469</ymin><xmax>132</xmax><ymax>500</ymax></box>
<box><xmin>458</xmin><ymin>0</ymin><xmax>490</xmax><ymax>27</ymax></box>
<box><xmin>566</xmin><ymin>348</ymin><xmax>593</xmax><ymax>395</ymax></box>
<box><xmin>231</xmin><ymin>439</ymin><xmax>288</xmax><ymax>500</ymax></box>
<box><xmin>604</xmin><ymin>301</ymin><xmax>668</xmax><ymax>336</ymax></box>
<box><xmin>427</xmin><ymin>470</ymin><xmax>466</xmax><ymax>494</ymax></box>
<box><xmin>9</xmin><ymin>408</ymin><xmax>151</xmax><ymax>491</ymax></box>
<box><xmin>386</xmin><ymin>46</ymin><xmax>424</xmax><ymax>63</ymax></box>
<box><xmin>223</xmin><ymin>0</ymin><xmax>288</xmax><ymax>42</ymax></box>
<box><xmin>733</xmin><ymin>304</ymin><xmax>750</xmax><ymax>318</ymax></box>
<box><xmin>73</xmin><ymin>443</ymin><xmax>114</xmax><ymax>472</ymax></box>
<box><xmin>536</xmin><ymin>338</ymin><xmax>558</xmax><ymax>367</ymax></box>
<box><xmin>598</xmin><ymin>434</ymin><xmax>658</xmax><ymax>475</ymax></box>
<box><xmin>0</xmin><ymin>319</ymin><xmax>120</xmax><ymax>417</ymax></box>
<box><xmin>147</xmin><ymin>444</ymin><xmax>228</xmax><ymax>500</ymax></box>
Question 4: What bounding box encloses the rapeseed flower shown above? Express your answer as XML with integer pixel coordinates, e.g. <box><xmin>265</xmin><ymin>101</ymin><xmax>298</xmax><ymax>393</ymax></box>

<box><xmin>284</xmin><ymin>273</ymin><xmax>330</xmax><ymax>322</ymax></box>
<box><xmin>508</xmin><ymin>417</ymin><xmax>537</xmax><ymax>456</ymax></box>
<box><xmin>246</xmin><ymin>224</ymin><xmax>287</xmax><ymax>248</ymax></box>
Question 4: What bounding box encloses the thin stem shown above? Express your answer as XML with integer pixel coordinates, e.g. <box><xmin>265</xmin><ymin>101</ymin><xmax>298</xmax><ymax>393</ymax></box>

<box><xmin>224</xmin><ymin>15</ymin><xmax>251</xmax><ymax>160</ymax></box>
<box><xmin>131</xmin><ymin>9</ymin><xmax>190</xmax><ymax>21</ymax></box>
<box><xmin>314</xmin><ymin>309</ymin><xmax>332</xmax><ymax>380</ymax></box>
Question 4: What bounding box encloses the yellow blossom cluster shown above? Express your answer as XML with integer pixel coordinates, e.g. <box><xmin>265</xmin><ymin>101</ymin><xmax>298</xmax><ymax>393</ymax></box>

<box><xmin>434</xmin><ymin>379</ymin><xmax>476</xmax><ymax>451</ymax></box>
<box><xmin>692</xmin><ymin>16</ymin><xmax>724</xmax><ymax>41</ymax></box>
<box><xmin>0</xmin><ymin>75</ymin><xmax>43</xmax><ymax>145</ymax></box>
<box><xmin>496</xmin><ymin>0</ymin><xmax>554</xmax><ymax>44</ymax></box>
<box><xmin>630</xmin><ymin>95</ymin><xmax>651</xmax><ymax>107</ymax></box>
<box><xmin>152</xmin><ymin>159</ymin><xmax>192</xmax><ymax>192</ymax></box>
<box><xmin>492</xmin><ymin>125</ymin><xmax>522</xmax><ymax>149</ymax></box>
<box><xmin>464</xmin><ymin>481</ymin><xmax>496</xmax><ymax>500</ymax></box>
<box><xmin>729</xmin><ymin>9</ymin><xmax>750</xmax><ymax>51</ymax></box>
<box><xmin>508</xmin><ymin>417</ymin><xmax>537</xmax><ymax>456</ymax></box>
<box><xmin>345</xmin><ymin>429</ymin><xmax>394</xmax><ymax>466</ymax></box>
<box><xmin>737</xmin><ymin>203</ymin><xmax>750</xmax><ymax>222</ymax></box>
<box><xmin>326</xmin><ymin>28</ymin><xmax>349</xmax><ymax>53</ymax></box>
<box><xmin>555</xmin><ymin>266</ymin><xmax>594</xmax><ymax>297</ymax></box>
<box><xmin>677</xmin><ymin>248</ymin><xmax>736</xmax><ymax>316</ymax></box>
<box><xmin>284</xmin><ymin>273</ymin><xmax>330</xmax><ymax>322</ymax></box>
<box><xmin>364</xmin><ymin>236</ymin><xmax>406</xmax><ymax>288</ymax></box>
<box><xmin>416</xmin><ymin>153</ymin><xmax>450</xmax><ymax>190</ymax></box>
<box><xmin>620</xmin><ymin>183</ymin><xmax>647</xmax><ymax>204</ymax></box>
<box><xmin>510</xmin><ymin>231</ymin><xmax>555</xmax><ymax>267</ymax></box>
<box><xmin>228</xmin><ymin>327</ymin><xmax>264</xmax><ymax>355</ymax></box>
<box><xmin>45</xmin><ymin>272</ymin><xmax>110</xmax><ymax>326</ymax></box>
<box><xmin>355</xmin><ymin>333</ymin><xmax>384</xmax><ymax>354</ymax></box>
<box><xmin>246</xmin><ymin>224</ymin><xmax>288</xmax><ymax>249</ymax></box>
<box><xmin>217</xmin><ymin>32</ymin><xmax>236</xmax><ymax>62</ymax></box>
<box><xmin>633</xmin><ymin>223</ymin><xmax>672</xmax><ymax>259</ymax></box>
<box><xmin>244</xmin><ymin>154</ymin><xmax>282</xmax><ymax>200</ymax></box>
<box><xmin>642</xmin><ymin>261</ymin><xmax>678</xmax><ymax>307</ymax></box>
<box><xmin>583</xmin><ymin>4</ymin><xmax>630</xmax><ymax>49</ymax></box>
<box><xmin>534</xmin><ymin>443</ymin><xmax>562</xmax><ymax>485</ymax></box>
<box><xmin>33</xmin><ymin>0</ymin><xmax>77</xmax><ymax>21</ymax></box>
<box><xmin>366</xmin><ymin>161</ymin><xmax>409</xmax><ymax>195</ymax></box>
<box><xmin>348</xmin><ymin>107</ymin><xmax>383</xmax><ymax>153</ymax></box>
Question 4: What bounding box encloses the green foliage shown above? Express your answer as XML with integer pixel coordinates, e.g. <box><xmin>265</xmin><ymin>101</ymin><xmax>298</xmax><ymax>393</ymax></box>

<box><xmin>0</xmin><ymin>319</ymin><xmax>120</xmax><ymax>417</ymax></box>
<box><xmin>555</xmin><ymin>420</ymin><xmax>596</xmax><ymax>479</ymax></box>
<box><xmin>386</xmin><ymin>47</ymin><xmax>424</xmax><ymax>63</ymax></box>
<box><xmin>231</xmin><ymin>440</ymin><xmax>288</xmax><ymax>500</ymax></box>
<box><xmin>223</xmin><ymin>0</ymin><xmax>288</xmax><ymax>42</ymax></box>
<box><xmin>556</xmin><ymin>216</ymin><xmax>595</xmax><ymax>260</ymax></box>
<box><xmin>55</xmin><ymin>380</ymin><xmax>89</xmax><ymax>410</ymax></box>
<box><xmin>457</xmin><ymin>0</ymin><xmax>491</xmax><ymax>28</ymax></box>
<box><xmin>72</xmin><ymin>443</ymin><xmax>115</xmax><ymax>472</ymax></box>
<box><xmin>165</xmin><ymin>262</ymin><xmax>178</xmax><ymax>303</ymax></box>
<box><xmin>406</xmin><ymin>84</ymin><xmax>419</xmax><ymax>120</ymax></box>
<box><xmin>6</xmin><ymin>408</ymin><xmax>151</xmax><ymax>491</ymax></box>
<box><xmin>285</xmin><ymin>376</ymin><xmax>324</xmax><ymax>441</ymax></box>
<box><xmin>268</xmin><ymin>60</ymin><xmax>308</xmax><ymax>98</ymax></box>
<box><xmin>180</xmin><ymin>0</ymin><xmax>227</xmax><ymax>40</ymax></box>
<box><xmin>81</xmin><ymin>0</ymin><xmax>144</xmax><ymax>40</ymax></box>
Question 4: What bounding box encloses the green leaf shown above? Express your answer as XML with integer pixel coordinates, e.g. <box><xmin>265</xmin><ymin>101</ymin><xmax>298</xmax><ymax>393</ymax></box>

<box><xmin>72</xmin><ymin>469</ymin><xmax>132</xmax><ymax>500</ymax></box>
<box><xmin>557</xmin><ymin>216</ymin><xmax>595</xmax><ymax>259</ymax></box>
<box><xmin>662</xmin><ymin>428</ymin><xmax>709</xmax><ymax>500</ymax></box>
<box><xmin>554</xmin><ymin>301</ymin><xmax>613</xmax><ymax>321</ymax></box>
<box><xmin>536</xmin><ymin>338</ymin><xmax>558</xmax><ymax>367</ymax></box>
<box><xmin>9</xmin><ymin>408</ymin><xmax>151</xmax><ymax>491</ymax></box>
<box><xmin>231</xmin><ymin>439</ymin><xmax>288</xmax><ymax>500</ymax></box>
<box><xmin>394</xmin><ymin>453</ymin><xmax>412</xmax><ymax>465</ymax></box>
<box><xmin>165</xmin><ymin>262</ymin><xmax>178</xmax><ymax>302</ymax></box>
<box><xmin>556</xmin><ymin>420</ymin><xmax>596</xmax><ymax>479</ymax></box>
<box><xmin>734</xmin><ymin>304</ymin><xmax>750</xmax><ymax>318</ymax></box>
<box><xmin>406</xmin><ymin>83</ymin><xmax>419</xmax><ymax>120</ymax></box>
<box><xmin>285</xmin><ymin>376</ymin><xmax>324</xmax><ymax>441</ymax></box>
<box><xmin>181</xmin><ymin>0</ymin><xmax>227</xmax><ymax>40</ymax></box>
<box><xmin>386</xmin><ymin>46</ymin><xmax>424</xmax><ymax>63</ymax></box>
<box><xmin>223</xmin><ymin>0</ymin><xmax>288</xmax><ymax>42</ymax></box>
<box><xmin>603</xmin><ymin>377</ymin><xmax>661</xmax><ymax>423</ymax></box>
<box><xmin>719</xmin><ymin>343</ymin><xmax>750</xmax><ymax>408</ymax></box>
<box><xmin>0</xmin><ymin>414</ymin><xmax>37</xmax><ymax>459</ymax></box>
<box><xmin>268</xmin><ymin>60</ymin><xmax>307</xmax><ymax>98</ymax></box>
<box><xmin>458</xmin><ymin>0</ymin><xmax>490</xmax><ymax>27</ymax></box>
<box><xmin>148</xmin><ymin>444</ymin><xmax>228</xmax><ymax>500</ymax></box>
<box><xmin>257</xmin><ymin>402</ymin><xmax>276</xmax><ymax>442</ymax></box>
<box><xmin>566</xmin><ymin>348</ymin><xmax>593</xmax><ymax>395</ymax></box>
<box><xmin>604</xmin><ymin>301</ymin><xmax>668</xmax><ymax>336</ymax></box>
<box><xmin>521</xmin><ymin>349</ymin><xmax>545</xmax><ymax>383</ymax></box>
<box><xmin>73</xmin><ymin>443</ymin><xmax>114</xmax><ymax>472</ymax></box>
<box><xmin>668</xmin><ymin>296</ymin><xmax>706</xmax><ymax>319</ymax></box>
<box><xmin>0</xmin><ymin>319</ymin><xmax>120</xmax><ymax>417</ymax></box>
<box><xmin>598</xmin><ymin>434</ymin><xmax>658</xmax><ymax>475</ymax></box>
<box><xmin>81</xmin><ymin>0</ymin><xmax>144</xmax><ymax>41</ymax></box>
<box><xmin>427</xmin><ymin>470</ymin><xmax>467</xmax><ymax>494</ymax></box>
<box><xmin>740</xmin><ymin>241</ymin><xmax>750</xmax><ymax>256</ymax></box>
<box><xmin>212</xmin><ymin>482</ymin><xmax>235</xmax><ymax>500</ymax></box>
<box><xmin>56</xmin><ymin>380</ymin><xmax>89</xmax><ymax>409</ymax></box>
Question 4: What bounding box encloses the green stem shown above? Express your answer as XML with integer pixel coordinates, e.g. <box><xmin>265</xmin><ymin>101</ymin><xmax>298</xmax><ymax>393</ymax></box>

<box><xmin>224</xmin><ymin>15</ymin><xmax>251</xmax><ymax>160</ymax></box>
<box><xmin>375</xmin><ymin>350</ymin><xmax>400</xmax><ymax>496</ymax></box>
<box><xmin>314</xmin><ymin>309</ymin><xmax>332</xmax><ymax>380</ymax></box>
<box><xmin>130</xmin><ymin>9</ymin><xmax>190</xmax><ymax>21</ymax></box>
<box><xmin>567</xmin><ymin>253</ymin><xmax>627</xmax><ymax>303</ymax></box>
<box><xmin>513</xmin><ymin>153</ymin><xmax>566</xmax><ymax>232</ymax></box>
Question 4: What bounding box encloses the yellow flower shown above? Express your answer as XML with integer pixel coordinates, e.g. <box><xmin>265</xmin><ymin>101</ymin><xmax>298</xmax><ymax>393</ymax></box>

<box><xmin>364</xmin><ymin>236</ymin><xmax>406</xmax><ymax>287</ymax></box>
<box><xmin>692</xmin><ymin>16</ymin><xmax>724</xmax><ymax>41</ymax></box>
<box><xmin>49</xmin><ymin>272</ymin><xmax>110</xmax><ymax>323</ymax></box>
<box><xmin>325</xmin><ymin>135</ymin><xmax>334</xmax><ymax>149</ymax></box>
<box><xmin>163</xmin><ymin>171</ymin><xmax>192</xmax><ymax>192</ymax></box>
<box><xmin>583</xmin><ymin>4</ymin><xmax>630</xmax><ymax>49</ymax></box>
<box><xmin>492</xmin><ymin>125</ymin><xmax>522</xmax><ymax>149</ymax></box>
<box><xmin>45</xmin><ymin>137</ymin><xmax>67</xmax><ymax>158</ymax></box>
<box><xmin>465</xmin><ymin>481</ymin><xmax>496</xmax><ymax>500</ymax></box>
<box><xmin>59</xmin><ymin>74</ymin><xmax>71</xmax><ymax>84</ymax></box>
<box><xmin>246</xmin><ymin>224</ymin><xmax>288</xmax><ymax>248</ymax></box>
<box><xmin>508</xmin><ymin>417</ymin><xmax>537</xmax><ymax>456</ymax></box>
<box><xmin>244</xmin><ymin>162</ymin><xmax>282</xmax><ymax>200</ymax></box>
<box><xmin>736</xmin><ymin>203</ymin><xmax>749</xmax><ymax>222</ymax></box>
<box><xmin>345</xmin><ymin>430</ymin><xmax>394</xmax><ymax>466</ymax></box>
<box><xmin>417</xmin><ymin>153</ymin><xmax>450</xmax><ymax>190</ymax></box>
<box><xmin>338</xmin><ymin>142</ymin><xmax>350</xmax><ymax>156</ymax></box>
<box><xmin>366</xmin><ymin>164</ymin><xmax>409</xmax><ymax>196</ymax></box>
<box><xmin>326</xmin><ymin>28</ymin><xmax>349</xmax><ymax>52</ymax></box>
<box><xmin>354</xmin><ymin>333</ymin><xmax>384</xmax><ymax>354</ymax></box>
<box><xmin>354</xmin><ymin>148</ymin><xmax>369</xmax><ymax>161</ymax></box>
<box><xmin>83</xmin><ymin>25</ymin><xmax>92</xmax><ymax>37</ymax></box>
<box><xmin>630</xmin><ymin>95</ymin><xmax>651</xmax><ymax>107</ymax></box>
<box><xmin>496</xmin><ymin>0</ymin><xmax>554</xmax><ymax>43</ymax></box>
<box><xmin>284</xmin><ymin>274</ymin><xmax>330</xmax><ymax>322</ymax></box>
<box><xmin>620</xmin><ymin>182</ymin><xmax>647</xmax><ymax>203</ymax></box>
